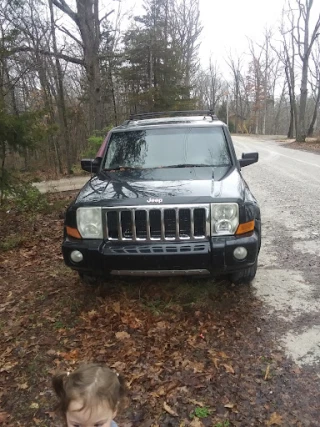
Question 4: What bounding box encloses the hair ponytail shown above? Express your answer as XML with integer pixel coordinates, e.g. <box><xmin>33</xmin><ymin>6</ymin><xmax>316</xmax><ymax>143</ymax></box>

<box><xmin>117</xmin><ymin>373</ymin><xmax>127</xmax><ymax>400</ymax></box>
<box><xmin>52</xmin><ymin>372</ymin><xmax>68</xmax><ymax>411</ymax></box>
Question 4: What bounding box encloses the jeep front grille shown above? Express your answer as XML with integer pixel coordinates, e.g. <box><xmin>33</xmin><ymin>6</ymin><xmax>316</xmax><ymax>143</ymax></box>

<box><xmin>104</xmin><ymin>205</ymin><xmax>210</xmax><ymax>241</ymax></box>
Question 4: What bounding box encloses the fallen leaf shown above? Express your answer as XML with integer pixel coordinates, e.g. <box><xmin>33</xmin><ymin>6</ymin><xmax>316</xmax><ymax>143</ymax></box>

<box><xmin>111</xmin><ymin>361</ymin><xmax>126</xmax><ymax>371</ymax></box>
<box><xmin>217</xmin><ymin>351</ymin><xmax>229</xmax><ymax>359</ymax></box>
<box><xmin>127</xmin><ymin>373</ymin><xmax>145</xmax><ymax>387</ymax></box>
<box><xmin>17</xmin><ymin>382</ymin><xmax>28</xmax><ymax>390</ymax></box>
<box><xmin>264</xmin><ymin>364</ymin><xmax>270</xmax><ymax>381</ymax></box>
<box><xmin>87</xmin><ymin>309</ymin><xmax>98</xmax><ymax>319</ymax></box>
<box><xmin>112</xmin><ymin>302</ymin><xmax>121</xmax><ymax>314</ymax></box>
<box><xmin>45</xmin><ymin>411</ymin><xmax>56</xmax><ymax>419</ymax></box>
<box><xmin>0</xmin><ymin>361</ymin><xmax>18</xmax><ymax>372</ymax></box>
<box><xmin>267</xmin><ymin>412</ymin><xmax>283</xmax><ymax>426</ymax></box>
<box><xmin>189</xmin><ymin>418</ymin><xmax>204</xmax><ymax>427</ymax></box>
<box><xmin>30</xmin><ymin>402</ymin><xmax>39</xmax><ymax>409</ymax></box>
<box><xmin>211</xmin><ymin>357</ymin><xmax>220</xmax><ymax>369</ymax></box>
<box><xmin>62</xmin><ymin>349</ymin><xmax>79</xmax><ymax>361</ymax></box>
<box><xmin>0</xmin><ymin>412</ymin><xmax>9</xmax><ymax>423</ymax></box>
<box><xmin>115</xmin><ymin>331</ymin><xmax>131</xmax><ymax>340</ymax></box>
<box><xmin>163</xmin><ymin>402</ymin><xmax>178</xmax><ymax>417</ymax></box>
<box><xmin>222</xmin><ymin>363</ymin><xmax>235</xmax><ymax>374</ymax></box>
<box><xmin>224</xmin><ymin>402</ymin><xmax>235</xmax><ymax>409</ymax></box>
<box><xmin>188</xmin><ymin>399</ymin><xmax>205</xmax><ymax>407</ymax></box>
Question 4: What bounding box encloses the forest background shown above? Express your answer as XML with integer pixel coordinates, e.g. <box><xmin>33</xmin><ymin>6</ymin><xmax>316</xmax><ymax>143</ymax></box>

<box><xmin>0</xmin><ymin>0</ymin><xmax>320</xmax><ymax>198</ymax></box>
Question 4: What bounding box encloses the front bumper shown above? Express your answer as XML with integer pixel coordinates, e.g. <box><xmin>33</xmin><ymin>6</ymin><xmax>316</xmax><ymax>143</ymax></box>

<box><xmin>62</xmin><ymin>231</ymin><xmax>260</xmax><ymax>277</ymax></box>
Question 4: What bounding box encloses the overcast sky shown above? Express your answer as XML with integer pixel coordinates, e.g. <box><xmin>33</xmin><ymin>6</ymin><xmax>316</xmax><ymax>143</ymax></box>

<box><xmin>121</xmin><ymin>0</ymin><xmax>320</xmax><ymax>78</ymax></box>
<box><xmin>198</xmin><ymin>0</ymin><xmax>285</xmax><ymax>68</ymax></box>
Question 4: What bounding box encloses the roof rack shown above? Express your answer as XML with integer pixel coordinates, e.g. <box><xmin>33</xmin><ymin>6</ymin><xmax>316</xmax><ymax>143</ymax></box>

<box><xmin>129</xmin><ymin>110</ymin><xmax>218</xmax><ymax>121</ymax></box>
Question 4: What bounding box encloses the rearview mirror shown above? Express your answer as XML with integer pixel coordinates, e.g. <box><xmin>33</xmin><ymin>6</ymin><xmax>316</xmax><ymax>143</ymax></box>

<box><xmin>81</xmin><ymin>157</ymin><xmax>102</xmax><ymax>174</ymax></box>
<box><xmin>239</xmin><ymin>152</ymin><xmax>259</xmax><ymax>168</ymax></box>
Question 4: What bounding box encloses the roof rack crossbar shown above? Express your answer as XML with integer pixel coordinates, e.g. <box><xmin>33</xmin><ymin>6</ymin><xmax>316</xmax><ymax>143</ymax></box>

<box><xmin>129</xmin><ymin>110</ymin><xmax>218</xmax><ymax>121</ymax></box>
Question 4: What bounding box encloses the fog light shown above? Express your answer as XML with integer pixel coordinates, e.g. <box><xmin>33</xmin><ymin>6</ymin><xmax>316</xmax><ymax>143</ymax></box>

<box><xmin>233</xmin><ymin>246</ymin><xmax>247</xmax><ymax>260</ymax></box>
<box><xmin>70</xmin><ymin>250</ymin><xmax>83</xmax><ymax>263</ymax></box>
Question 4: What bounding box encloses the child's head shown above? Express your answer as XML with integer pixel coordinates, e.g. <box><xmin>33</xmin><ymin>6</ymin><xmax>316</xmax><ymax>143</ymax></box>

<box><xmin>52</xmin><ymin>363</ymin><xmax>126</xmax><ymax>427</ymax></box>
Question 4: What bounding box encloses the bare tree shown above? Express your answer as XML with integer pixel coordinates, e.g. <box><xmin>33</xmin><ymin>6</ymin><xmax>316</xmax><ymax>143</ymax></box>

<box><xmin>51</xmin><ymin>0</ymin><xmax>114</xmax><ymax>132</ymax></box>
<box><xmin>307</xmin><ymin>38</ymin><xmax>320</xmax><ymax>136</ymax></box>
<box><xmin>291</xmin><ymin>0</ymin><xmax>320</xmax><ymax>141</ymax></box>
<box><xmin>48</xmin><ymin>0</ymin><xmax>71</xmax><ymax>173</ymax></box>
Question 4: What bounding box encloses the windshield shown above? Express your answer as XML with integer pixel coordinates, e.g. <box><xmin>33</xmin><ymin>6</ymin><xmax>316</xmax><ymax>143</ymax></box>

<box><xmin>103</xmin><ymin>127</ymin><xmax>231</xmax><ymax>170</ymax></box>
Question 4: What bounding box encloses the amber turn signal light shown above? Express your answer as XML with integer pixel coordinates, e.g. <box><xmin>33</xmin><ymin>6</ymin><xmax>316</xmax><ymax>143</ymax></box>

<box><xmin>236</xmin><ymin>220</ymin><xmax>255</xmax><ymax>235</ymax></box>
<box><xmin>66</xmin><ymin>226</ymin><xmax>82</xmax><ymax>239</ymax></box>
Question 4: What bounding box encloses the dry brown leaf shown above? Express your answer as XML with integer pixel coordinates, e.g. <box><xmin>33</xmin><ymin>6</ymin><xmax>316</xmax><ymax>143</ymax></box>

<box><xmin>189</xmin><ymin>418</ymin><xmax>204</xmax><ymax>427</ymax></box>
<box><xmin>0</xmin><ymin>412</ymin><xmax>9</xmax><ymax>423</ymax></box>
<box><xmin>45</xmin><ymin>411</ymin><xmax>56</xmax><ymax>419</ymax></box>
<box><xmin>17</xmin><ymin>382</ymin><xmax>28</xmax><ymax>390</ymax></box>
<box><xmin>266</xmin><ymin>412</ymin><xmax>283</xmax><ymax>426</ymax></box>
<box><xmin>112</xmin><ymin>302</ymin><xmax>121</xmax><ymax>314</ymax></box>
<box><xmin>217</xmin><ymin>351</ymin><xmax>229</xmax><ymax>359</ymax></box>
<box><xmin>163</xmin><ymin>402</ymin><xmax>178</xmax><ymax>417</ymax></box>
<box><xmin>62</xmin><ymin>349</ymin><xmax>79</xmax><ymax>361</ymax></box>
<box><xmin>127</xmin><ymin>373</ymin><xmax>145</xmax><ymax>387</ymax></box>
<box><xmin>29</xmin><ymin>402</ymin><xmax>39</xmax><ymax>409</ymax></box>
<box><xmin>211</xmin><ymin>357</ymin><xmax>220</xmax><ymax>369</ymax></box>
<box><xmin>264</xmin><ymin>364</ymin><xmax>270</xmax><ymax>381</ymax></box>
<box><xmin>222</xmin><ymin>363</ymin><xmax>235</xmax><ymax>374</ymax></box>
<box><xmin>224</xmin><ymin>402</ymin><xmax>235</xmax><ymax>409</ymax></box>
<box><xmin>0</xmin><ymin>361</ymin><xmax>18</xmax><ymax>372</ymax></box>
<box><xmin>188</xmin><ymin>399</ymin><xmax>205</xmax><ymax>407</ymax></box>
<box><xmin>87</xmin><ymin>309</ymin><xmax>98</xmax><ymax>319</ymax></box>
<box><xmin>115</xmin><ymin>331</ymin><xmax>131</xmax><ymax>340</ymax></box>
<box><xmin>111</xmin><ymin>361</ymin><xmax>126</xmax><ymax>371</ymax></box>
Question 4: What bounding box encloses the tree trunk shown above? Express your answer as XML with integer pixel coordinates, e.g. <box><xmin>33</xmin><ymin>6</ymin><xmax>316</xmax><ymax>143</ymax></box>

<box><xmin>52</xmin><ymin>0</ymin><xmax>112</xmax><ymax>132</ymax></box>
<box><xmin>307</xmin><ymin>82</ymin><xmax>320</xmax><ymax>137</ymax></box>
<box><xmin>48</xmin><ymin>0</ymin><xmax>71</xmax><ymax>173</ymax></box>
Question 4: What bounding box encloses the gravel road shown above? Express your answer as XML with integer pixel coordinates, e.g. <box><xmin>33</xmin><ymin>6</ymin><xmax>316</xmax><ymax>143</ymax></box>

<box><xmin>34</xmin><ymin>135</ymin><xmax>320</xmax><ymax>374</ymax></box>
<box><xmin>234</xmin><ymin>136</ymin><xmax>320</xmax><ymax>375</ymax></box>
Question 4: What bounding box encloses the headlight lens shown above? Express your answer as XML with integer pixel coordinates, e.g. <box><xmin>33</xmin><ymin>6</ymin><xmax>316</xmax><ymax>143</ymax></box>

<box><xmin>211</xmin><ymin>203</ymin><xmax>239</xmax><ymax>235</ymax></box>
<box><xmin>77</xmin><ymin>207</ymin><xmax>103</xmax><ymax>238</ymax></box>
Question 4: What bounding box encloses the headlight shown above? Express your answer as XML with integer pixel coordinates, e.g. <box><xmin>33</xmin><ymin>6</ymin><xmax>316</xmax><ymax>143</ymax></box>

<box><xmin>211</xmin><ymin>203</ymin><xmax>239</xmax><ymax>235</ymax></box>
<box><xmin>77</xmin><ymin>207</ymin><xmax>103</xmax><ymax>238</ymax></box>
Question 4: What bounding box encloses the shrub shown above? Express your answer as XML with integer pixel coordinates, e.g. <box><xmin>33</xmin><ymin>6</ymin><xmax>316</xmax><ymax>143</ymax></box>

<box><xmin>82</xmin><ymin>125</ymin><xmax>114</xmax><ymax>158</ymax></box>
<box><xmin>13</xmin><ymin>183</ymin><xmax>49</xmax><ymax>213</ymax></box>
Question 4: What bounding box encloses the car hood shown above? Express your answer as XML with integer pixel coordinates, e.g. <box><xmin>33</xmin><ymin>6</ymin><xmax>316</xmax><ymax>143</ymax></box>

<box><xmin>75</xmin><ymin>166</ymin><xmax>246</xmax><ymax>206</ymax></box>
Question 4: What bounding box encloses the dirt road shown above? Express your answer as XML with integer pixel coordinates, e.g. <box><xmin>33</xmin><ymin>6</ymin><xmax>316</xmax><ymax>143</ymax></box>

<box><xmin>234</xmin><ymin>136</ymin><xmax>320</xmax><ymax>375</ymax></box>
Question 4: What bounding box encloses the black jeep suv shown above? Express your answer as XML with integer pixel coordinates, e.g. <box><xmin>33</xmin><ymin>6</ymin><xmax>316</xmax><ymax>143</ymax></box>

<box><xmin>62</xmin><ymin>111</ymin><xmax>261</xmax><ymax>284</ymax></box>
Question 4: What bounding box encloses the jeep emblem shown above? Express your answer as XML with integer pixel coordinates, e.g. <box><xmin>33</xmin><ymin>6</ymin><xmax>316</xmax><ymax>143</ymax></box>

<box><xmin>147</xmin><ymin>198</ymin><xmax>163</xmax><ymax>203</ymax></box>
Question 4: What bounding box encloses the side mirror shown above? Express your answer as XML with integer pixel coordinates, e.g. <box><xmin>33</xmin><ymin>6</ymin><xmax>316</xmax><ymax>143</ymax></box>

<box><xmin>81</xmin><ymin>157</ymin><xmax>102</xmax><ymax>174</ymax></box>
<box><xmin>239</xmin><ymin>152</ymin><xmax>259</xmax><ymax>168</ymax></box>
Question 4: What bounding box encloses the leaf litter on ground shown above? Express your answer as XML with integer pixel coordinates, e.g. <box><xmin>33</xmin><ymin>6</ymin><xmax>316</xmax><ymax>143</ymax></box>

<box><xmin>0</xmin><ymin>191</ymin><xmax>320</xmax><ymax>426</ymax></box>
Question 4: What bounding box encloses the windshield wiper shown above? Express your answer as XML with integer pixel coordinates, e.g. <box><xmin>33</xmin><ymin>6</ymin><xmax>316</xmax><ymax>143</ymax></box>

<box><xmin>103</xmin><ymin>166</ymin><xmax>141</xmax><ymax>171</ymax></box>
<box><xmin>163</xmin><ymin>163</ymin><xmax>213</xmax><ymax>168</ymax></box>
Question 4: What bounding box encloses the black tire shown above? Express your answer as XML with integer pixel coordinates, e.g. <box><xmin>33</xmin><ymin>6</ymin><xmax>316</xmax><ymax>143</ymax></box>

<box><xmin>229</xmin><ymin>258</ymin><xmax>258</xmax><ymax>285</ymax></box>
<box><xmin>78</xmin><ymin>272</ymin><xmax>102</xmax><ymax>286</ymax></box>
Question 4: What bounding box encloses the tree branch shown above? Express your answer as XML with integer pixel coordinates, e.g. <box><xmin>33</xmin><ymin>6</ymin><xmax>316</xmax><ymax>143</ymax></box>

<box><xmin>99</xmin><ymin>9</ymin><xmax>115</xmax><ymax>25</ymax></box>
<box><xmin>60</xmin><ymin>26</ymin><xmax>83</xmax><ymax>47</ymax></box>
<box><xmin>52</xmin><ymin>0</ymin><xmax>78</xmax><ymax>23</ymax></box>
<box><xmin>6</xmin><ymin>46</ymin><xmax>84</xmax><ymax>65</ymax></box>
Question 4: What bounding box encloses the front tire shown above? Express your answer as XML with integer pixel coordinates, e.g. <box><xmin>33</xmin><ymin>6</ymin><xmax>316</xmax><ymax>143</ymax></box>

<box><xmin>229</xmin><ymin>258</ymin><xmax>258</xmax><ymax>285</ymax></box>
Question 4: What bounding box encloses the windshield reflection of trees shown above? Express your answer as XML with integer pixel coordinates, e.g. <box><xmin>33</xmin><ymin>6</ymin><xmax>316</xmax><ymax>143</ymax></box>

<box><xmin>79</xmin><ymin>169</ymin><xmax>191</xmax><ymax>200</ymax></box>
<box><xmin>106</xmin><ymin>131</ymin><xmax>148</xmax><ymax>168</ymax></box>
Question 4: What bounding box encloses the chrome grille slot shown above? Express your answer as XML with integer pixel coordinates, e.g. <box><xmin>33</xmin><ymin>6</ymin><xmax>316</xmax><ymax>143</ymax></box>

<box><xmin>104</xmin><ymin>204</ymin><xmax>210</xmax><ymax>242</ymax></box>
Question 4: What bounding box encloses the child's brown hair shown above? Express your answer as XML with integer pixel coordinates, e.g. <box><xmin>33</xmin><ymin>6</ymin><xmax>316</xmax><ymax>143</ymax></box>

<box><xmin>52</xmin><ymin>363</ymin><xmax>126</xmax><ymax>415</ymax></box>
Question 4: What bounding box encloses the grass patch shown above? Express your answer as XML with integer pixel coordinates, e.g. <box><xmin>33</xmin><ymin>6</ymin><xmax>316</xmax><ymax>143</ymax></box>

<box><xmin>214</xmin><ymin>422</ymin><xmax>230</xmax><ymax>427</ymax></box>
<box><xmin>0</xmin><ymin>235</ymin><xmax>25</xmax><ymax>251</ymax></box>
<box><xmin>190</xmin><ymin>406</ymin><xmax>212</xmax><ymax>418</ymax></box>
